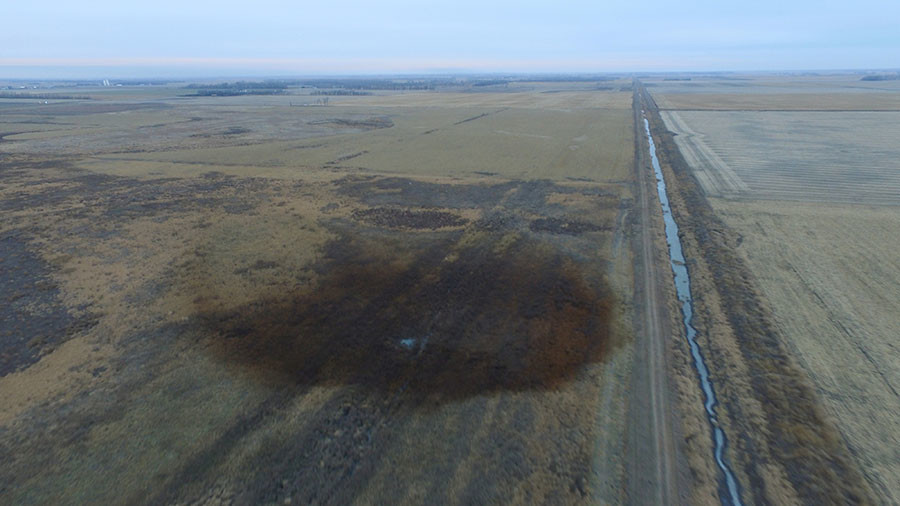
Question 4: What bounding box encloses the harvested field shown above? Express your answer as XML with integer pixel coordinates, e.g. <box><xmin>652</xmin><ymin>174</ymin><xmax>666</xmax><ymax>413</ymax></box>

<box><xmin>654</xmin><ymin>93</ymin><xmax>900</xmax><ymax>111</ymax></box>
<box><xmin>661</xmin><ymin>110</ymin><xmax>900</xmax><ymax>205</ymax></box>
<box><xmin>646</xmin><ymin>76</ymin><xmax>900</xmax><ymax>504</ymax></box>
<box><xmin>712</xmin><ymin>199</ymin><xmax>900</xmax><ymax>503</ymax></box>
<box><xmin>645</xmin><ymin>73</ymin><xmax>900</xmax><ymax>111</ymax></box>
<box><xmin>641</xmin><ymin>87</ymin><xmax>874</xmax><ymax>504</ymax></box>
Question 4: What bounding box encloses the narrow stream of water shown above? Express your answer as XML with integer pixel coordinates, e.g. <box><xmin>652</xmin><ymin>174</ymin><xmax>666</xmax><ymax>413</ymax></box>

<box><xmin>643</xmin><ymin>114</ymin><xmax>743</xmax><ymax>506</ymax></box>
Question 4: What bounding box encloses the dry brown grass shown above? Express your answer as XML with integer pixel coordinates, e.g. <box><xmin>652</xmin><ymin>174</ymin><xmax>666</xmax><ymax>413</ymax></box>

<box><xmin>711</xmin><ymin>199</ymin><xmax>900</xmax><ymax>503</ymax></box>
<box><xmin>0</xmin><ymin>82</ymin><xmax>637</xmax><ymax>504</ymax></box>
<box><xmin>78</xmin><ymin>105</ymin><xmax>633</xmax><ymax>182</ymax></box>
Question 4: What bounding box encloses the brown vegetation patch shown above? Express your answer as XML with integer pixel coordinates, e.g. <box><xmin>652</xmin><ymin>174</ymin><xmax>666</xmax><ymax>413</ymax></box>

<box><xmin>195</xmin><ymin>232</ymin><xmax>613</xmax><ymax>403</ymax></box>
<box><xmin>0</xmin><ymin>232</ymin><xmax>99</xmax><ymax>376</ymax></box>
<box><xmin>351</xmin><ymin>207</ymin><xmax>468</xmax><ymax>229</ymax></box>
<box><xmin>308</xmin><ymin>117</ymin><xmax>394</xmax><ymax>129</ymax></box>
<box><xmin>529</xmin><ymin>217</ymin><xmax>608</xmax><ymax>235</ymax></box>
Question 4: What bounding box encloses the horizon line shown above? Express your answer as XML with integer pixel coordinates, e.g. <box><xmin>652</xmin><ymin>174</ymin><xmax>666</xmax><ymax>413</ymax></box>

<box><xmin>2</xmin><ymin>57</ymin><xmax>899</xmax><ymax>79</ymax></box>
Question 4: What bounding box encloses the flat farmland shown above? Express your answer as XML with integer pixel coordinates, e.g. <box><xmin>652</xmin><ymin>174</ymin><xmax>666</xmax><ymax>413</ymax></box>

<box><xmin>333</xmin><ymin>88</ymin><xmax>632</xmax><ymax>108</ymax></box>
<box><xmin>711</xmin><ymin>200</ymin><xmax>900</xmax><ymax>502</ymax></box>
<box><xmin>0</xmin><ymin>83</ymin><xmax>640</xmax><ymax>503</ymax></box>
<box><xmin>85</xmin><ymin>106</ymin><xmax>633</xmax><ymax>182</ymax></box>
<box><xmin>656</xmin><ymin>92</ymin><xmax>900</xmax><ymax>111</ymax></box>
<box><xmin>648</xmin><ymin>75</ymin><xmax>900</xmax><ymax>503</ymax></box>
<box><xmin>1</xmin><ymin>88</ymin><xmax>633</xmax><ymax>182</ymax></box>
<box><xmin>646</xmin><ymin>74</ymin><xmax>900</xmax><ymax>110</ymax></box>
<box><xmin>661</xmin><ymin>110</ymin><xmax>900</xmax><ymax>205</ymax></box>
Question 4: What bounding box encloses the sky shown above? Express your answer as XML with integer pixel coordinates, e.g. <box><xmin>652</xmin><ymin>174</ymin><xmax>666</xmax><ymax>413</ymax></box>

<box><xmin>2</xmin><ymin>0</ymin><xmax>899</xmax><ymax>78</ymax></box>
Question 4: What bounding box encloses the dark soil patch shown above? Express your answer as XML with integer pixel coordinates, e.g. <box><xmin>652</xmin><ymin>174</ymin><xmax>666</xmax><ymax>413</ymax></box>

<box><xmin>196</xmin><ymin>232</ymin><xmax>612</xmax><ymax>403</ymax></box>
<box><xmin>223</xmin><ymin>126</ymin><xmax>251</xmax><ymax>135</ymax></box>
<box><xmin>309</xmin><ymin>117</ymin><xmax>393</xmax><ymax>129</ymax></box>
<box><xmin>0</xmin><ymin>232</ymin><xmax>98</xmax><ymax>376</ymax></box>
<box><xmin>337</xmin><ymin>176</ymin><xmax>517</xmax><ymax>209</ymax></box>
<box><xmin>351</xmin><ymin>207</ymin><xmax>467</xmax><ymax>229</ymax></box>
<box><xmin>328</xmin><ymin>150</ymin><xmax>368</xmax><ymax>164</ymax></box>
<box><xmin>234</xmin><ymin>260</ymin><xmax>280</xmax><ymax>275</ymax></box>
<box><xmin>529</xmin><ymin>217</ymin><xmax>608</xmax><ymax>235</ymax></box>
<box><xmin>0</xmin><ymin>157</ymin><xmax>268</xmax><ymax>219</ymax></box>
<box><xmin>337</xmin><ymin>176</ymin><xmax>612</xmax><ymax>212</ymax></box>
<box><xmin>474</xmin><ymin>213</ymin><xmax>518</xmax><ymax>232</ymax></box>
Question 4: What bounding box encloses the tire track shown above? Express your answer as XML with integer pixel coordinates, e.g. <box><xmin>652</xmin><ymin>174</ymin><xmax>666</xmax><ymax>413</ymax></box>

<box><xmin>628</xmin><ymin>82</ymin><xmax>679</xmax><ymax>505</ymax></box>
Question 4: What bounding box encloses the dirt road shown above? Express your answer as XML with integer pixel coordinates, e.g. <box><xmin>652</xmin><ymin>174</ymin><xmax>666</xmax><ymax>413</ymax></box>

<box><xmin>627</xmin><ymin>85</ymin><xmax>682</xmax><ymax>504</ymax></box>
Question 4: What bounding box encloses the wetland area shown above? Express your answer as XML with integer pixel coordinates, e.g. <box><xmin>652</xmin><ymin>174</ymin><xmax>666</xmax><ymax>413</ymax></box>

<box><xmin>1</xmin><ymin>79</ymin><xmax>637</xmax><ymax>504</ymax></box>
<box><xmin>2</xmin><ymin>73</ymin><xmax>898</xmax><ymax>504</ymax></box>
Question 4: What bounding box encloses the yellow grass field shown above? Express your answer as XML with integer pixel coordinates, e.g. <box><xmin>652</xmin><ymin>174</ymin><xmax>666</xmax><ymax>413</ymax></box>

<box><xmin>81</xmin><ymin>103</ymin><xmax>633</xmax><ymax>182</ymax></box>
<box><xmin>0</xmin><ymin>82</ymin><xmax>639</xmax><ymax>504</ymax></box>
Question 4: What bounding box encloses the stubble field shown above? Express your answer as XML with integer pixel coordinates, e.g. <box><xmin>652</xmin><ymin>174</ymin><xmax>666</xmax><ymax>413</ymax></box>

<box><xmin>648</xmin><ymin>74</ymin><xmax>900</xmax><ymax>503</ymax></box>
<box><xmin>660</xmin><ymin>110</ymin><xmax>900</xmax><ymax>205</ymax></box>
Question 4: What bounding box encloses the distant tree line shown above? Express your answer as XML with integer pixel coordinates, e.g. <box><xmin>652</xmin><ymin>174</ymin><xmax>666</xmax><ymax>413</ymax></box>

<box><xmin>515</xmin><ymin>75</ymin><xmax>619</xmax><ymax>82</ymax></box>
<box><xmin>471</xmin><ymin>80</ymin><xmax>509</xmax><ymax>87</ymax></box>
<box><xmin>177</xmin><ymin>75</ymin><xmax>629</xmax><ymax>96</ymax></box>
<box><xmin>182</xmin><ymin>80</ymin><xmax>288</xmax><ymax>96</ymax></box>
<box><xmin>185</xmin><ymin>80</ymin><xmax>291</xmax><ymax>90</ymax></box>
<box><xmin>311</xmin><ymin>90</ymin><xmax>372</xmax><ymax>96</ymax></box>
<box><xmin>185</xmin><ymin>89</ymin><xmax>285</xmax><ymax>97</ymax></box>
<box><xmin>298</xmin><ymin>79</ymin><xmax>443</xmax><ymax>90</ymax></box>
<box><xmin>860</xmin><ymin>74</ymin><xmax>900</xmax><ymax>81</ymax></box>
<box><xmin>114</xmin><ymin>79</ymin><xmax>181</xmax><ymax>86</ymax></box>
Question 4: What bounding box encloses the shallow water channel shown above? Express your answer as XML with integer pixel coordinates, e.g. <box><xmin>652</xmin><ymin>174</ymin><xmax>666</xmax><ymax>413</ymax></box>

<box><xmin>642</xmin><ymin>114</ymin><xmax>743</xmax><ymax>506</ymax></box>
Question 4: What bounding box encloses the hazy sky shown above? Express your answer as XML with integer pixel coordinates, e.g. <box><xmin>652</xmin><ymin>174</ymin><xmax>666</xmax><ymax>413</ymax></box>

<box><xmin>2</xmin><ymin>0</ymin><xmax>899</xmax><ymax>77</ymax></box>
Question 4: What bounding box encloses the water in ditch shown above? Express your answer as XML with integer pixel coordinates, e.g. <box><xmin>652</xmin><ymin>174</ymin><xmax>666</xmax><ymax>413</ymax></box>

<box><xmin>643</xmin><ymin>114</ymin><xmax>743</xmax><ymax>506</ymax></box>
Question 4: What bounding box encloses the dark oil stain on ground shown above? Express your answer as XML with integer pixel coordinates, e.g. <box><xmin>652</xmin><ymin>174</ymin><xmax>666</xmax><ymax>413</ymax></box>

<box><xmin>196</xmin><ymin>231</ymin><xmax>613</xmax><ymax>403</ymax></box>
<box><xmin>530</xmin><ymin>216</ymin><xmax>610</xmax><ymax>235</ymax></box>
<box><xmin>351</xmin><ymin>206</ymin><xmax>468</xmax><ymax>229</ymax></box>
